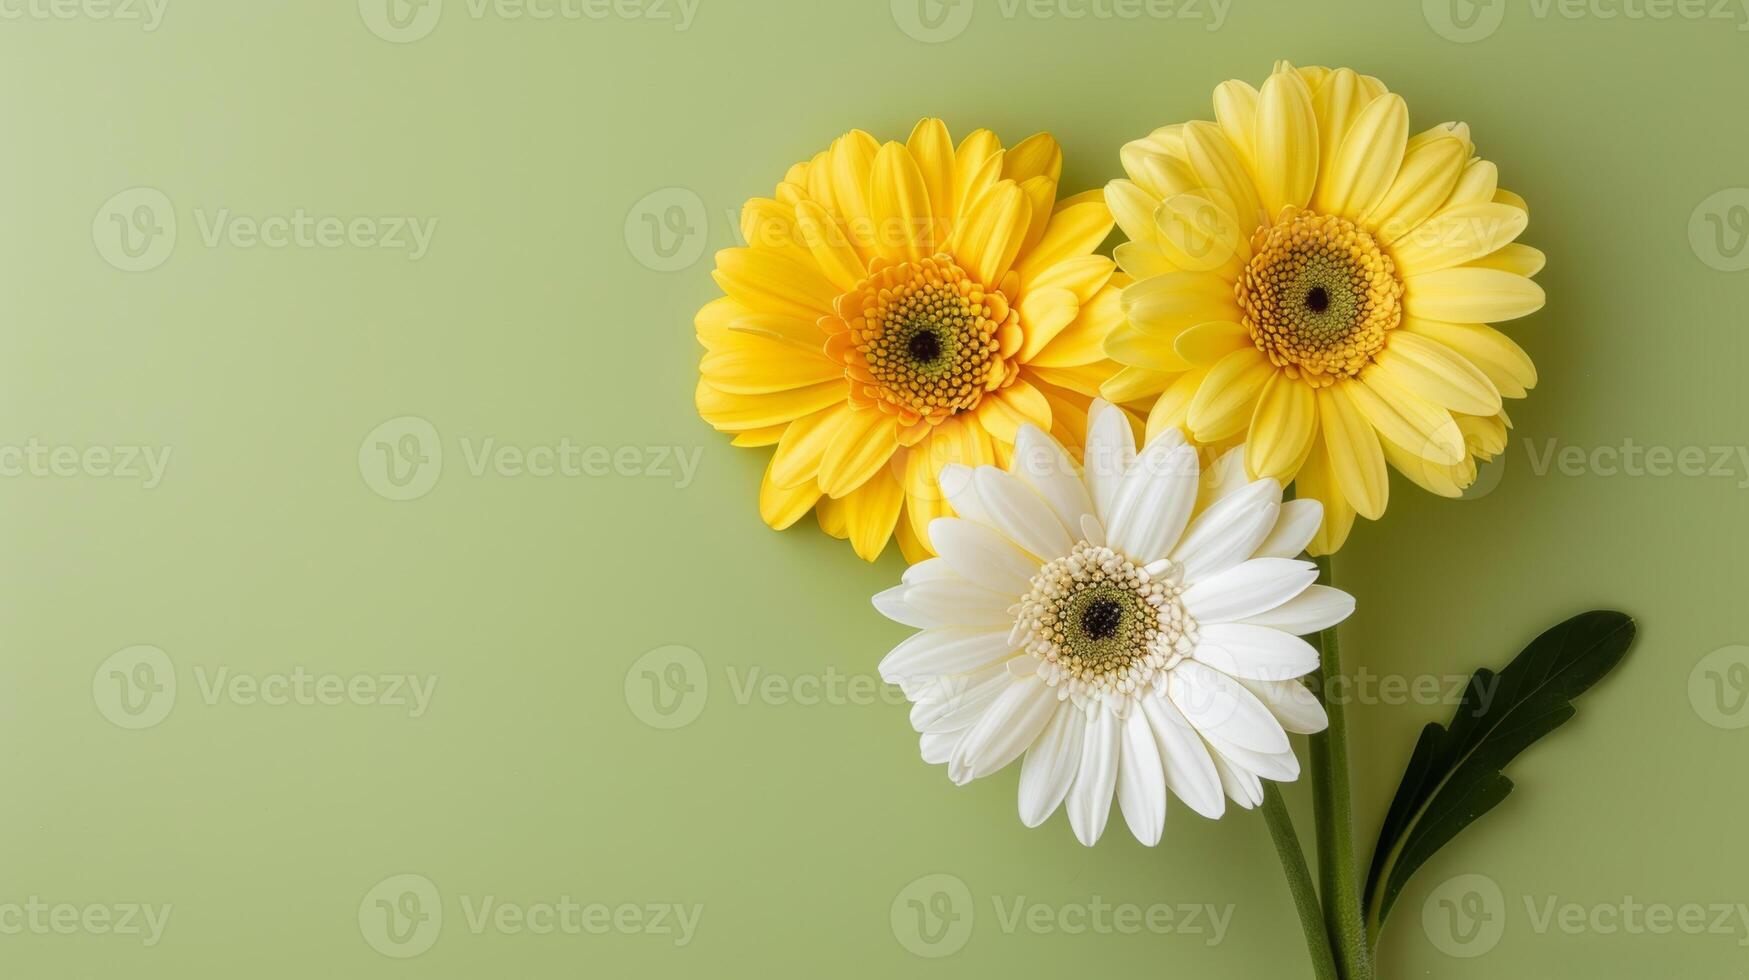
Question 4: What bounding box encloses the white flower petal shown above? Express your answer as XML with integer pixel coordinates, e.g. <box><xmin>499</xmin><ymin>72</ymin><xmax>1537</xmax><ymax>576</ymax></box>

<box><xmin>1166</xmin><ymin>660</ymin><xmax>1291</xmax><ymax>755</ymax></box>
<box><xmin>1202</xmin><ymin>730</ymin><xmax>1301</xmax><ymax>781</ymax></box>
<box><xmin>1253</xmin><ymin>498</ymin><xmax>1323</xmax><ymax>559</ymax></box>
<box><xmin>929</xmin><ymin>517</ymin><xmax>1041</xmax><ymax>595</ymax></box>
<box><xmin>1066</xmin><ymin>708</ymin><xmax>1121</xmax><ymax>846</ymax></box>
<box><xmin>1194</xmin><ymin>623</ymin><xmax>1320</xmax><ymax>681</ymax></box>
<box><xmin>872</xmin><ymin>584</ymin><xmax>933</xmax><ymax>628</ymax></box>
<box><xmin>1180</xmin><ymin>557</ymin><xmax>1318</xmax><ymax>624</ymax></box>
<box><xmin>937</xmin><ymin>463</ymin><xmax>992</xmax><ymax>527</ymax></box>
<box><xmin>1239</xmin><ymin>584</ymin><xmax>1355</xmax><ymax>635</ymax></box>
<box><xmin>1018</xmin><ymin>700</ymin><xmax>1085</xmax><ymax>828</ymax></box>
<box><xmin>902</xmin><ymin>557</ymin><xmax>956</xmax><ymax>585</ymax></box>
<box><xmin>1236</xmin><ymin>677</ymin><xmax>1329</xmax><ymax>735</ymax></box>
<box><xmin>1171</xmin><ymin>479</ymin><xmax>1282</xmax><ymax>580</ymax></box>
<box><xmin>1211</xmin><ymin>752</ymin><xmax>1264</xmax><ymax>809</ymax></box>
<box><xmin>952</xmin><ymin>675</ymin><xmax>1059</xmax><ymax>780</ymax></box>
<box><xmin>1084</xmin><ymin>400</ymin><xmax>1137</xmax><ymax>525</ymax></box>
<box><xmin>900</xmin><ymin>577</ymin><xmax>1016</xmax><ymax>628</ymax></box>
<box><xmin>1117</xmin><ymin>708</ymin><xmax>1168</xmax><ymax>845</ymax></box>
<box><xmin>1140</xmin><ymin>695</ymin><xmax>1227</xmax><ymax>820</ymax></box>
<box><xmin>974</xmin><ymin>466</ymin><xmax>1073</xmax><ymax>561</ymax></box>
<box><xmin>1011</xmin><ymin>423</ymin><xmax>1095</xmax><ymax>533</ymax></box>
<box><xmin>919</xmin><ymin>730</ymin><xmax>959</xmax><ymax>765</ymax></box>
<box><xmin>879</xmin><ymin>627</ymin><xmax>1014</xmax><ymax>685</ymax></box>
<box><xmin>1108</xmin><ymin>442</ymin><xmax>1200</xmax><ymax>561</ymax></box>
<box><xmin>909</xmin><ymin>664</ymin><xmax>1010</xmax><ymax>733</ymax></box>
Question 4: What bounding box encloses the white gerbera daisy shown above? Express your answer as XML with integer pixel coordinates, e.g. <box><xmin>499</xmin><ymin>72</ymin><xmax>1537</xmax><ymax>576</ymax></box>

<box><xmin>874</xmin><ymin>400</ymin><xmax>1355</xmax><ymax>846</ymax></box>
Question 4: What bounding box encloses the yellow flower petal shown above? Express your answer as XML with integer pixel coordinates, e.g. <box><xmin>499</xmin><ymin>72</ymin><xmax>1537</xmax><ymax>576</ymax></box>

<box><xmin>711</xmin><ymin>247</ymin><xmax>839</xmax><ymax>321</ymax></box>
<box><xmin>1401</xmin><ymin>318</ymin><xmax>1537</xmax><ymax>397</ymax></box>
<box><xmin>1183</xmin><ymin>120</ymin><xmax>1266</xmax><ymax>235</ymax></box>
<box><xmin>699</xmin><ymin>336</ymin><xmax>842</xmax><ymax>394</ymax></box>
<box><xmin>1143</xmin><ymin>370</ymin><xmax>1204</xmax><ymax>445</ymax></box>
<box><xmin>1315</xmin><ymin>93</ymin><xmax>1408</xmax><ymax>220</ymax></box>
<box><xmin>818</xmin><ymin>407</ymin><xmax>899</xmax><ymax>498</ymax></box>
<box><xmin>793</xmin><ymin>200</ymin><xmax>867</xmax><ymax>292</ymax></box>
<box><xmin>1350</xmin><ymin>366</ymin><xmax>1465</xmax><ymax>465</ymax></box>
<box><xmin>1364</xmin><ymin>133</ymin><xmax>1467</xmax><ymax>240</ymax></box>
<box><xmin>1403</xmin><ymin>267</ymin><xmax>1545</xmax><ymax>323</ymax></box>
<box><xmin>769</xmin><ymin>403</ymin><xmax>850</xmax><ymax>488</ymax></box>
<box><xmin>1173</xmin><ymin>320</ymin><xmax>1250</xmax><ymax>366</ymax></box>
<box><xmin>1213</xmin><ymin>79</ymin><xmax>1260</xmax><ymax>170</ymax></box>
<box><xmin>1017</xmin><ymin>286</ymin><xmax>1081</xmax><ymax>362</ymax></box>
<box><xmin>1373</xmin><ymin>332</ymin><xmax>1502</xmax><ymax>416</ymax></box>
<box><xmin>730</xmin><ymin>425</ymin><xmax>785</xmax><ymax>448</ymax></box>
<box><xmin>828</xmin><ymin>130</ymin><xmax>879</xmax><ymax>257</ymax></box>
<box><xmin>1105</xmin><ymin>179</ymin><xmax>1162</xmax><ymax>247</ymax></box>
<box><xmin>1032</xmin><ymin>282</ymin><xmax>1122</xmax><ymax>368</ymax></box>
<box><xmin>1296</xmin><ymin>434</ymin><xmax>1357</xmax><ymax>556</ymax></box>
<box><xmin>1003</xmin><ymin>132</ymin><xmax>1063</xmax><ymax>185</ymax></box>
<box><xmin>975</xmin><ymin>379</ymin><xmax>1052</xmax><ymax>444</ymax></box>
<box><xmin>843</xmin><ymin>467</ymin><xmax>905</xmax><ymax>561</ymax></box>
<box><xmin>1465</xmin><ymin>242</ymin><xmax>1546</xmax><ymax>278</ymax></box>
<box><xmin>1154</xmin><ymin>192</ymin><xmax>1248</xmax><ymax>275</ymax></box>
<box><xmin>1391</xmin><ymin>202</ymin><xmax>1528</xmax><ymax>273</ymax></box>
<box><xmin>953</xmin><ymin>129</ymin><xmax>1004</xmax><ymax>218</ymax></box>
<box><xmin>1317</xmin><ymin>383</ymin><xmax>1389</xmax><ymax>520</ymax></box>
<box><xmin>1187</xmin><ymin>346</ymin><xmax>1274</xmax><ymax>442</ymax></box>
<box><xmin>1120</xmin><ymin>271</ymin><xmax>1242</xmax><ymax>334</ymax></box>
<box><xmin>1246</xmin><ymin>373</ymin><xmax>1316</xmax><ymax>482</ymax></box>
<box><xmin>760</xmin><ymin>455</ymin><xmax>823</xmax><ymax>530</ymax></box>
<box><xmin>952</xmin><ymin>181</ymin><xmax>1032</xmax><ymax>288</ymax></box>
<box><xmin>1253</xmin><ymin>68</ymin><xmax>1319</xmax><ymax>218</ymax></box>
<box><xmin>869</xmin><ymin>141</ymin><xmax>935</xmax><ymax>262</ymax></box>
<box><xmin>696</xmin><ymin>379</ymin><xmax>845</xmax><ymax>432</ymax></box>
<box><xmin>907</xmin><ymin>118</ymin><xmax>956</xmax><ymax>232</ymax></box>
<box><xmin>1100</xmin><ymin>366</ymin><xmax>1174</xmax><ymax>404</ymax></box>
<box><xmin>1016</xmin><ymin>197</ymin><xmax>1114</xmax><ymax>283</ymax></box>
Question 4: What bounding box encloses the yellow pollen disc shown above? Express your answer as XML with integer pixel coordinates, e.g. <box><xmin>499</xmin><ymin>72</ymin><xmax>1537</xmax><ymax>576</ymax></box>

<box><xmin>830</xmin><ymin>254</ymin><xmax>1016</xmax><ymax>425</ymax></box>
<box><xmin>1236</xmin><ymin>211</ymin><xmax>1403</xmax><ymax>387</ymax></box>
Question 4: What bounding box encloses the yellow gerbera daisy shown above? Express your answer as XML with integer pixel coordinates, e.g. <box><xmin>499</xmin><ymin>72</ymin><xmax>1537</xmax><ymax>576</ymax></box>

<box><xmin>1102</xmin><ymin>64</ymin><xmax>1542</xmax><ymax>555</ymax></box>
<box><xmin>696</xmin><ymin>119</ymin><xmax>1129</xmax><ymax>562</ymax></box>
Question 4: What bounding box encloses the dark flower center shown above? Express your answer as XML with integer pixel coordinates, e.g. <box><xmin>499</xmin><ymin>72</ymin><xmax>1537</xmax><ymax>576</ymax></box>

<box><xmin>906</xmin><ymin>328</ymin><xmax>942</xmax><ymax>363</ymax></box>
<box><xmin>1305</xmin><ymin>285</ymin><xmax>1330</xmax><ymax>313</ymax></box>
<box><xmin>1080</xmin><ymin>598</ymin><xmax>1123</xmax><ymax>641</ymax></box>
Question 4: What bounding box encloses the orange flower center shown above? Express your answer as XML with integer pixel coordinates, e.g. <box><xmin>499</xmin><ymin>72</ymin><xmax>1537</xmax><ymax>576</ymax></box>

<box><xmin>825</xmin><ymin>254</ymin><xmax>1020</xmax><ymax>426</ymax></box>
<box><xmin>1237</xmin><ymin>211</ymin><xmax>1403</xmax><ymax>387</ymax></box>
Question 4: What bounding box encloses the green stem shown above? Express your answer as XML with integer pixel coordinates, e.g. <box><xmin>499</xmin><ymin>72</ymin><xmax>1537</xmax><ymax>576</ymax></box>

<box><xmin>1309</xmin><ymin>552</ymin><xmax>1372</xmax><ymax>980</ymax></box>
<box><xmin>1261</xmin><ymin>783</ymin><xmax>1340</xmax><ymax>980</ymax></box>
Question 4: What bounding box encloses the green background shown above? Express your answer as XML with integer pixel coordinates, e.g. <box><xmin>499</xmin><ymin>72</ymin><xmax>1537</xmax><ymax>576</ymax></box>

<box><xmin>3</xmin><ymin>0</ymin><xmax>1746</xmax><ymax>975</ymax></box>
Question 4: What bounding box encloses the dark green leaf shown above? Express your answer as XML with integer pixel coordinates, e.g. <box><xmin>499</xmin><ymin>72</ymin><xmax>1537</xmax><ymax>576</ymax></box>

<box><xmin>1363</xmin><ymin>610</ymin><xmax>1636</xmax><ymax>935</ymax></box>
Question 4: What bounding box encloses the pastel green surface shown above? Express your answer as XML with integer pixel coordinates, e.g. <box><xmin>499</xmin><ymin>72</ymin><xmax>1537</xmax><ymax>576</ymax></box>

<box><xmin>3</xmin><ymin>0</ymin><xmax>1746</xmax><ymax>975</ymax></box>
